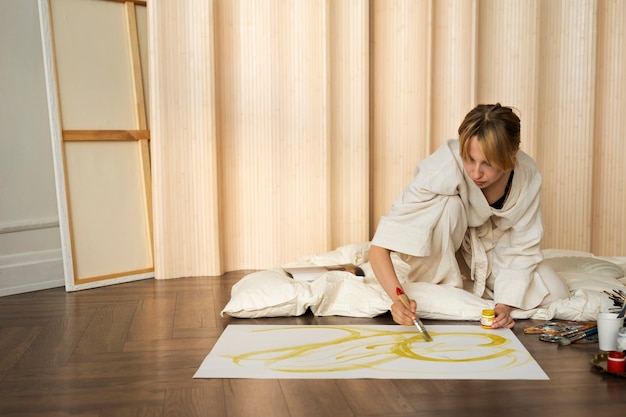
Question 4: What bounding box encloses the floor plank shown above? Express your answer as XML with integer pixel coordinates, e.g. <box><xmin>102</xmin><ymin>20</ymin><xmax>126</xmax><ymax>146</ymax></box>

<box><xmin>127</xmin><ymin>296</ymin><xmax>177</xmax><ymax>342</ymax></box>
<box><xmin>74</xmin><ymin>302</ymin><xmax>138</xmax><ymax>354</ymax></box>
<box><xmin>280</xmin><ymin>379</ymin><xmax>354</xmax><ymax>417</ymax></box>
<box><xmin>224</xmin><ymin>379</ymin><xmax>290</xmax><ymax>417</ymax></box>
<box><xmin>0</xmin><ymin>327</ymin><xmax>42</xmax><ymax>375</ymax></box>
<box><xmin>14</xmin><ymin>314</ymin><xmax>93</xmax><ymax>369</ymax></box>
<box><xmin>164</xmin><ymin>386</ymin><xmax>226</xmax><ymax>417</ymax></box>
<box><xmin>337</xmin><ymin>379</ymin><xmax>415</xmax><ymax>415</ymax></box>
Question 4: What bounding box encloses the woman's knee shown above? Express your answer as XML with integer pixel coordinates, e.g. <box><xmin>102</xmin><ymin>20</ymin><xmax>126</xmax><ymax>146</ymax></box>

<box><xmin>537</xmin><ymin>263</ymin><xmax>570</xmax><ymax>304</ymax></box>
<box><xmin>440</xmin><ymin>196</ymin><xmax>467</xmax><ymax>246</ymax></box>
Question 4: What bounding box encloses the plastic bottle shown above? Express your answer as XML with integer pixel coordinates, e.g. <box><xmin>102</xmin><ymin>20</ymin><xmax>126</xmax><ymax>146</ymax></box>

<box><xmin>616</xmin><ymin>327</ymin><xmax>626</xmax><ymax>352</ymax></box>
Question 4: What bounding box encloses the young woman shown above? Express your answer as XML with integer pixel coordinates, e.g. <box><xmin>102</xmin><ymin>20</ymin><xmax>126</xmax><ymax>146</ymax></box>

<box><xmin>370</xmin><ymin>103</ymin><xmax>569</xmax><ymax>329</ymax></box>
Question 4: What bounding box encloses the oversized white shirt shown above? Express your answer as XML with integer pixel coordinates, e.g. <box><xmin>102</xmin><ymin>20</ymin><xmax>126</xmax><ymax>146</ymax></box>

<box><xmin>372</xmin><ymin>139</ymin><xmax>551</xmax><ymax>309</ymax></box>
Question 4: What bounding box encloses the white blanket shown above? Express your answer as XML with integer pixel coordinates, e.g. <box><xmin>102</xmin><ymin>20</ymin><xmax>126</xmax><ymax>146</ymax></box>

<box><xmin>221</xmin><ymin>243</ymin><xmax>626</xmax><ymax>322</ymax></box>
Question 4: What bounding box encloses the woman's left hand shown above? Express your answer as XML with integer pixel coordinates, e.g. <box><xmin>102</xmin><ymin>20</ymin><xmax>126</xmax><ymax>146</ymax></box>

<box><xmin>491</xmin><ymin>303</ymin><xmax>515</xmax><ymax>329</ymax></box>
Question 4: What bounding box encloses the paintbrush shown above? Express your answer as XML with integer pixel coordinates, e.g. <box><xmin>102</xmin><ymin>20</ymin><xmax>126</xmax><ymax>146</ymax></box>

<box><xmin>556</xmin><ymin>326</ymin><xmax>598</xmax><ymax>346</ymax></box>
<box><xmin>395</xmin><ymin>287</ymin><xmax>433</xmax><ymax>342</ymax></box>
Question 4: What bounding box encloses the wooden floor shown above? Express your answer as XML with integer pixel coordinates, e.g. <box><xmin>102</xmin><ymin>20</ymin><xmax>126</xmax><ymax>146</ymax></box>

<box><xmin>1</xmin><ymin>271</ymin><xmax>624</xmax><ymax>417</ymax></box>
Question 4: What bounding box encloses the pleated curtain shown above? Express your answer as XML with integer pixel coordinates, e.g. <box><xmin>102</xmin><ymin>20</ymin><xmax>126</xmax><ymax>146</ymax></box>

<box><xmin>149</xmin><ymin>0</ymin><xmax>626</xmax><ymax>279</ymax></box>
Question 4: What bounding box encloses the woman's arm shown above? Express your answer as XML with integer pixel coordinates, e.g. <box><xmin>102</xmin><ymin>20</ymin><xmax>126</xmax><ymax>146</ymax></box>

<box><xmin>369</xmin><ymin>245</ymin><xmax>417</xmax><ymax>325</ymax></box>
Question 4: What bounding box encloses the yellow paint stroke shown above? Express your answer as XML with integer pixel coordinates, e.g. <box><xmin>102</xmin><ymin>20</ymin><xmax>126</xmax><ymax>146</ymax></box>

<box><xmin>225</xmin><ymin>326</ymin><xmax>532</xmax><ymax>375</ymax></box>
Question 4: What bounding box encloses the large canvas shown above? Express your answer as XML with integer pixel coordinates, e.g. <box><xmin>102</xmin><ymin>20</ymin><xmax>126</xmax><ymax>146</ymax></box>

<box><xmin>194</xmin><ymin>325</ymin><xmax>548</xmax><ymax>380</ymax></box>
<box><xmin>41</xmin><ymin>0</ymin><xmax>153</xmax><ymax>291</ymax></box>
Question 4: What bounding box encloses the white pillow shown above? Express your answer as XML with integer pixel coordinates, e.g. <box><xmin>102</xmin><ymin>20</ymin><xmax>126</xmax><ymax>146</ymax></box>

<box><xmin>543</xmin><ymin>256</ymin><xmax>624</xmax><ymax>279</ymax></box>
<box><xmin>221</xmin><ymin>268</ymin><xmax>313</xmax><ymax>318</ymax></box>
<box><xmin>284</xmin><ymin>242</ymin><xmax>371</xmax><ymax>267</ymax></box>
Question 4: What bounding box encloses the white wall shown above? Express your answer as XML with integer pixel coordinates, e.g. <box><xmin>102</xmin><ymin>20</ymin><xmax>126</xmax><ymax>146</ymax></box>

<box><xmin>0</xmin><ymin>0</ymin><xmax>64</xmax><ymax>296</ymax></box>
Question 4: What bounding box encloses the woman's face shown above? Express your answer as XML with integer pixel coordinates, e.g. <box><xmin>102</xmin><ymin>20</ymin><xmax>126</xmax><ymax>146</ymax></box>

<box><xmin>462</xmin><ymin>136</ymin><xmax>508</xmax><ymax>190</ymax></box>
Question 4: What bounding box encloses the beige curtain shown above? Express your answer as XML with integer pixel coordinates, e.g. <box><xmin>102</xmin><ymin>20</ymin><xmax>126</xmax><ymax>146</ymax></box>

<box><xmin>149</xmin><ymin>0</ymin><xmax>626</xmax><ymax>279</ymax></box>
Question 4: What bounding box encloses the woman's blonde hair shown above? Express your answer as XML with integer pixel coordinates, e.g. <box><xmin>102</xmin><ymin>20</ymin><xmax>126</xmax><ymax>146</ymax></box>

<box><xmin>458</xmin><ymin>103</ymin><xmax>520</xmax><ymax>171</ymax></box>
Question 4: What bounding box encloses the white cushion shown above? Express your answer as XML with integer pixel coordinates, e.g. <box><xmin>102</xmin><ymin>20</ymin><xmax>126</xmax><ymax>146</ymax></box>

<box><xmin>543</xmin><ymin>256</ymin><xmax>624</xmax><ymax>279</ymax></box>
<box><xmin>220</xmin><ymin>268</ymin><xmax>314</xmax><ymax>318</ymax></box>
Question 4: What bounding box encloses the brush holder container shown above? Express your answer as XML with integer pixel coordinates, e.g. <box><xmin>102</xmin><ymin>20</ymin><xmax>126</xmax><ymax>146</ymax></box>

<box><xmin>617</xmin><ymin>327</ymin><xmax>626</xmax><ymax>352</ymax></box>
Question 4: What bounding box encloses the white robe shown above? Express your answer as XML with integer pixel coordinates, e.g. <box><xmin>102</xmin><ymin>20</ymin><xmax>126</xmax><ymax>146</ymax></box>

<box><xmin>372</xmin><ymin>139</ymin><xmax>566</xmax><ymax>310</ymax></box>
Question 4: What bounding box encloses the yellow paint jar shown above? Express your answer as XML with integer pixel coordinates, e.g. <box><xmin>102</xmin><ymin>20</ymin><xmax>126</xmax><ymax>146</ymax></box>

<box><xmin>480</xmin><ymin>309</ymin><xmax>495</xmax><ymax>329</ymax></box>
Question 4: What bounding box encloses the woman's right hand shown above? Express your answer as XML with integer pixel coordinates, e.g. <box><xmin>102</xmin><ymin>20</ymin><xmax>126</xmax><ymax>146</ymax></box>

<box><xmin>390</xmin><ymin>297</ymin><xmax>418</xmax><ymax>326</ymax></box>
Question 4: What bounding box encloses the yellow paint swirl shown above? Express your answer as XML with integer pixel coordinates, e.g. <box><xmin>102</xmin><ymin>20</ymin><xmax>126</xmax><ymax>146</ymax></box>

<box><xmin>225</xmin><ymin>326</ymin><xmax>531</xmax><ymax>375</ymax></box>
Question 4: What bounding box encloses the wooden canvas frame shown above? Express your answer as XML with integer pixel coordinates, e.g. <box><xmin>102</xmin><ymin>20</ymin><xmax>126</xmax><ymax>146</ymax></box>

<box><xmin>39</xmin><ymin>0</ymin><xmax>153</xmax><ymax>291</ymax></box>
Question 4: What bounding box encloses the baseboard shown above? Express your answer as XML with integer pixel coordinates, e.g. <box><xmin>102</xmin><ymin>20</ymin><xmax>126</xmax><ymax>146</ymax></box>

<box><xmin>0</xmin><ymin>249</ymin><xmax>65</xmax><ymax>297</ymax></box>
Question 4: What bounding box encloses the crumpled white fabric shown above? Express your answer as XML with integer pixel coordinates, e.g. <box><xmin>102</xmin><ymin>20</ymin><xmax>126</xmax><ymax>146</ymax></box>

<box><xmin>221</xmin><ymin>243</ymin><xmax>626</xmax><ymax>322</ymax></box>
